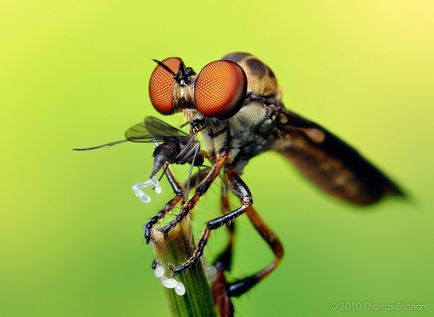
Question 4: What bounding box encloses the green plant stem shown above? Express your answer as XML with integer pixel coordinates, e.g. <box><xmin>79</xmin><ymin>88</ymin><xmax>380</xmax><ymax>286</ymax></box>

<box><xmin>152</xmin><ymin>220</ymin><xmax>216</xmax><ymax>317</ymax></box>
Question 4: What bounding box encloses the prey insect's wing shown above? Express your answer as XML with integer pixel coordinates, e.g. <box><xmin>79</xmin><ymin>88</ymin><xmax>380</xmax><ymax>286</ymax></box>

<box><xmin>273</xmin><ymin>110</ymin><xmax>405</xmax><ymax>205</ymax></box>
<box><xmin>73</xmin><ymin>117</ymin><xmax>184</xmax><ymax>151</ymax></box>
<box><xmin>125</xmin><ymin>116</ymin><xmax>188</xmax><ymax>143</ymax></box>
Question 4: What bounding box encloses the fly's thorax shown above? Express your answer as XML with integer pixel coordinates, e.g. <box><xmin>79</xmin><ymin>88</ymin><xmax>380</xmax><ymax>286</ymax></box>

<box><xmin>229</xmin><ymin>100</ymin><xmax>278</xmax><ymax>152</ymax></box>
<box><xmin>228</xmin><ymin>101</ymin><xmax>268</xmax><ymax>140</ymax></box>
<box><xmin>202</xmin><ymin>118</ymin><xmax>230</xmax><ymax>159</ymax></box>
<box><xmin>222</xmin><ymin>52</ymin><xmax>282</xmax><ymax>100</ymax></box>
<box><xmin>226</xmin><ymin>98</ymin><xmax>283</xmax><ymax>173</ymax></box>
<box><xmin>181</xmin><ymin>109</ymin><xmax>213</xmax><ymax>156</ymax></box>
<box><xmin>182</xmin><ymin>109</ymin><xmax>230</xmax><ymax>159</ymax></box>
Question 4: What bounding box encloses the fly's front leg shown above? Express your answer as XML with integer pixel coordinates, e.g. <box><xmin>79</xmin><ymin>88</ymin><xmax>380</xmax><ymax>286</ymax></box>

<box><xmin>144</xmin><ymin>166</ymin><xmax>211</xmax><ymax>243</ymax></box>
<box><xmin>158</xmin><ymin>151</ymin><xmax>228</xmax><ymax>237</ymax></box>
<box><xmin>144</xmin><ymin>166</ymin><xmax>183</xmax><ymax>243</ymax></box>
<box><xmin>168</xmin><ymin>168</ymin><xmax>252</xmax><ymax>275</ymax></box>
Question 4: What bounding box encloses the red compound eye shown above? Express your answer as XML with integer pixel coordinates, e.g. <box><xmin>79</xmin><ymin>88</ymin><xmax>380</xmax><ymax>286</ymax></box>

<box><xmin>149</xmin><ymin>57</ymin><xmax>182</xmax><ymax>115</ymax></box>
<box><xmin>194</xmin><ymin>60</ymin><xmax>247</xmax><ymax>119</ymax></box>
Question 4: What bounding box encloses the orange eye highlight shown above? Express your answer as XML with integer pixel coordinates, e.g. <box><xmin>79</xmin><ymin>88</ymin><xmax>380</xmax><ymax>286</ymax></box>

<box><xmin>149</xmin><ymin>57</ymin><xmax>182</xmax><ymax>115</ymax></box>
<box><xmin>194</xmin><ymin>60</ymin><xmax>247</xmax><ymax>119</ymax></box>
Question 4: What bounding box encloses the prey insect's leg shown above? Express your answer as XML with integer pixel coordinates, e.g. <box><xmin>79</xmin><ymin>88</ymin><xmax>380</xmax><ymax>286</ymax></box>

<box><xmin>144</xmin><ymin>166</ymin><xmax>211</xmax><ymax>243</ymax></box>
<box><xmin>168</xmin><ymin>169</ymin><xmax>252</xmax><ymax>275</ymax></box>
<box><xmin>182</xmin><ymin>142</ymin><xmax>201</xmax><ymax>200</ymax></box>
<box><xmin>175</xmin><ymin>136</ymin><xmax>195</xmax><ymax>161</ymax></box>
<box><xmin>163</xmin><ymin>164</ymin><xmax>184</xmax><ymax>196</ymax></box>
<box><xmin>185</xmin><ymin>167</ymin><xmax>211</xmax><ymax>191</ymax></box>
<box><xmin>158</xmin><ymin>151</ymin><xmax>228</xmax><ymax>237</ymax></box>
<box><xmin>226</xmin><ymin>205</ymin><xmax>284</xmax><ymax>297</ymax></box>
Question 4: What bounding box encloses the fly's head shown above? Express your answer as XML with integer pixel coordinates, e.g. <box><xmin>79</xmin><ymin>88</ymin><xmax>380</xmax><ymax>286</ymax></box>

<box><xmin>148</xmin><ymin>57</ymin><xmax>248</xmax><ymax>131</ymax></box>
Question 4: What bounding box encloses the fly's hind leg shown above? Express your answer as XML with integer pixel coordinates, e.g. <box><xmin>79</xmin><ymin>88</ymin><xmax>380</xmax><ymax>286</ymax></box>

<box><xmin>213</xmin><ymin>183</ymin><xmax>236</xmax><ymax>272</ymax></box>
<box><xmin>211</xmin><ymin>203</ymin><xmax>283</xmax><ymax>317</ymax></box>
<box><xmin>212</xmin><ymin>171</ymin><xmax>284</xmax><ymax>300</ymax></box>
<box><xmin>212</xmin><ymin>184</ymin><xmax>236</xmax><ymax>317</ymax></box>
<box><xmin>226</xmin><ymin>204</ymin><xmax>284</xmax><ymax>297</ymax></box>
<box><xmin>212</xmin><ymin>265</ymin><xmax>234</xmax><ymax>317</ymax></box>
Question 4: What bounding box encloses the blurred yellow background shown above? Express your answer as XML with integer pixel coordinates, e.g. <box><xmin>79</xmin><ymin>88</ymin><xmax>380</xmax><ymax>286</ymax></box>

<box><xmin>1</xmin><ymin>1</ymin><xmax>434</xmax><ymax>316</ymax></box>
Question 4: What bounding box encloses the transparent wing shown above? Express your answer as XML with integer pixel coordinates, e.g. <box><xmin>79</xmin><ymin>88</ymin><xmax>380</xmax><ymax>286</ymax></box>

<box><xmin>273</xmin><ymin>110</ymin><xmax>405</xmax><ymax>205</ymax></box>
<box><xmin>125</xmin><ymin>116</ymin><xmax>187</xmax><ymax>143</ymax></box>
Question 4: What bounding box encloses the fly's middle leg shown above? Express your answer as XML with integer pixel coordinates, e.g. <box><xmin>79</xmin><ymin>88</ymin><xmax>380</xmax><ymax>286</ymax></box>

<box><xmin>158</xmin><ymin>151</ymin><xmax>228</xmax><ymax>237</ymax></box>
<box><xmin>168</xmin><ymin>168</ymin><xmax>252</xmax><ymax>275</ymax></box>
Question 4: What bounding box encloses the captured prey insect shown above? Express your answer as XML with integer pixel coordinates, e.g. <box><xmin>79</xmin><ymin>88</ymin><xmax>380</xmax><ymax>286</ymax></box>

<box><xmin>76</xmin><ymin>52</ymin><xmax>405</xmax><ymax>316</ymax></box>
<box><xmin>74</xmin><ymin>116</ymin><xmax>205</xmax><ymax>204</ymax></box>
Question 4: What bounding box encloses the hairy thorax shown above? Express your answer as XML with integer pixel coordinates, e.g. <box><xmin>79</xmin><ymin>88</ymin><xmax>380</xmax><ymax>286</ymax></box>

<box><xmin>185</xmin><ymin>99</ymin><xmax>282</xmax><ymax>173</ymax></box>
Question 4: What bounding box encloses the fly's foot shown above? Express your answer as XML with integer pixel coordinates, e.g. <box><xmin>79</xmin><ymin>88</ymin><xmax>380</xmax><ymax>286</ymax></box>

<box><xmin>144</xmin><ymin>228</ymin><xmax>153</xmax><ymax>244</ymax></box>
<box><xmin>157</xmin><ymin>223</ymin><xmax>173</xmax><ymax>240</ymax></box>
<box><xmin>151</xmin><ymin>259</ymin><xmax>158</xmax><ymax>270</ymax></box>
<box><xmin>132</xmin><ymin>176</ymin><xmax>161</xmax><ymax>203</ymax></box>
<box><xmin>167</xmin><ymin>261</ymin><xmax>192</xmax><ymax>276</ymax></box>
<box><xmin>144</xmin><ymin>207</ymin><xmax>176</xmax><ymax>244</ymax></box>
<box><xmin>144</xmin><ymin>233</ymin><xmax>156</xmax><ymax>244</ymax></box>
<box><xmin>145</xmin><ymin>218</ymin><xmax>158</xmax><ymax>244</ymax></box>
<box><xmin>157</xmin><ymin>210</ymin><xmax>187</xmax><ymax>239</ymax></box>
<box><xmin>167</xmin><ymin>263</ymin><xmax>176</xmax><ymax>275</ymax></box>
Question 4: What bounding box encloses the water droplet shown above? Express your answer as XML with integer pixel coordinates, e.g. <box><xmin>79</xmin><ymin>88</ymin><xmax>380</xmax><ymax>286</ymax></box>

<box><xmin>154</xmin><ymin>266</ymin><xmax>165</xmax><ymax>278</ymax></box>
<box><xmin>131</xmin><ymin>179</ymin><xmax>156</xmax><ymax>204</ymax></box>
<box><xmin>161</xmin><ymin>278</ymin><xmax>177</xmax><ymax>289</ymax></box>
<box><xmin>206</xmin><ymin>266</ymin><xmax>217</xmax><ymax>282</ymax></box>
<box><xmin>152</xmin><ymin>176</ymin><xmax>162</xmax><ymax>194</ymax></box>
<box><xmin>138</xmin><ymin>193</ymin><xmax>151</xmax><ymax>203</ymax></box>
<box><xmin>175</xmin><ymin>282</ymin><xmax>186</xmax><ymax>296</ymax></box>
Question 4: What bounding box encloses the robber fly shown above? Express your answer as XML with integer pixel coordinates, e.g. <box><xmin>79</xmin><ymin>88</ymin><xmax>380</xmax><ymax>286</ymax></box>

<box><xmin>76</xmin><ymin>52</ymin><xmax>404</xmax><ymax>316</ymax></box>
<box><xmin>145</xmin><ymin>52</ymin><xmax>405</xmax><ymax>315</ymax></box>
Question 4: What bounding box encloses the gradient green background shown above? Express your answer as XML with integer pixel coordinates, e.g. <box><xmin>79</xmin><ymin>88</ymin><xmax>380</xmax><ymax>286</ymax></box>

<box><xmin>1</xmin><ymin>1</ymin><xmax>433</xmax><ymax>316</ymax></box>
